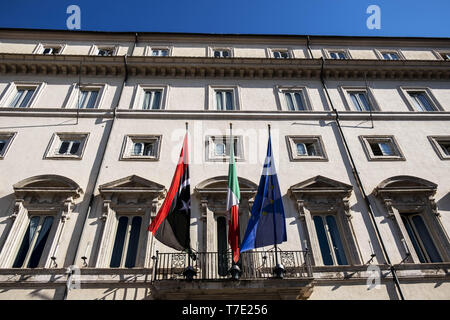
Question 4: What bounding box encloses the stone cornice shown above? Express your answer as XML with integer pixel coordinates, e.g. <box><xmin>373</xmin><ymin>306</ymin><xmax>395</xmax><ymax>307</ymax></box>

<box><xmin>1</xmin><ymin>109</ymin><xmax>450</xmax><ymax>120</ymax></box>
<box><xmin>0</xmin><ymin>53</ymin><xmax>449</xmax><ymax>80</ymax></box>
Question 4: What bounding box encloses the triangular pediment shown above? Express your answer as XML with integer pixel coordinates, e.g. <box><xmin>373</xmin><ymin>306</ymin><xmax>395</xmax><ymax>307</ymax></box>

<box><xmin>99</xmin><ymin>175</ymin><xmax>165</xmax><ymax>192</ymax></box>
<box><xmin>290</xmin><ymin>175</ymin><xmax>353</xmax><ymax>192</ymax></box>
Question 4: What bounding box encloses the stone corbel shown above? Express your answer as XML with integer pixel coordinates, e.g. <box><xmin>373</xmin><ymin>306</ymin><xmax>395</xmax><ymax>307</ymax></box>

<box><xmin>382</xmin><ymin>198</ymin><xmax>395</xmax><ymax>219</ymax></box>
<box><xmin>101</xmin><ymin>200</ymin><xmax>111</xmax><ymax>221</ymax></box>
<box><xmin>342</xmin><ymin>199</ymin><xmax>352</xmax><ymax>219</ymax></box>
<box><xmin>151</xmin><ymin>199</ymin><xmax>159</xmax><ymax>219</ymax></box>
<box><xmin>11</xmin><ymin>199</ymin><xmax>24</xmax><ymax>220</ymax></box>
<box><xmin>428</xmin><ymin>196</ymin><xmax>440</xmax><ymax>217</ymax></box>
<box><xmin>200</xmin><ymin>198</ymin><xmax>208</xmax><ymax>221</ymax></box>
<box><xmin>61</xmin><ymin>198</ymin><xmax>75</xmax><ymax>222</ymax></box>
<box><xmin>296</xmin><ymin>199</ymin><xmax>306</xmax><ymax>220</ymax></box>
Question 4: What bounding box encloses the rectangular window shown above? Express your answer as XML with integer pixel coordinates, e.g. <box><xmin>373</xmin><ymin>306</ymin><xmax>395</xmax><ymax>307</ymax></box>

<box><xmin>78</xmin><ymin>89</ymin><xmax>99</xmax><ymax>109</ymax></box>
<box><xmin>313</xmin><ymin>215</ymin><xmax>348</xmax><ymax>266</ymax></box>
<box><xmin>97</xmin><ymin>48</ymin><xmax>114</xmax><ymax>56</ymax></box>
<box><xmin>0</xmin><ymin>132</ymin><xmax>16</xmax><ymax>159</ymax></box>
<box><xmin>273</xmin><ymin>50</ymin><xmax>289</xmax><ymax>59</ymax></box>
<box><xmin>13</xmin><ymin>215</ymin><xmax>54</xmax><ymax>268</ymax></box>
<box><xmin>141</xmin><ymin>90</ymin><xmax>162</xmax><ymax>110</ymax></box>
<box><xmin>110</xmin><ymin>216</ymin><xmax>142</xmax><ymax>268</ymax></box>
<box><xmin>152</xmin><ymin>49</ymin><xmax>169</xmax><ymax>56</ymax></box>
<box><xmin>121</xmin><ymin>135</ymin><xmax>161</xmax><ymax>161</ymax></box>
<box><xmin>9</xmin><ymin>88</ymin><xmax>36</xmax><ymax>108</ymax></box>
<box><xmin>329</xmin><ymin>51</ymin><xmax>347</xmax><ymax>59</ymax></box>
<box><xmin>427</xmin><ymin>136</ymin><xmax>450</xmax><ymax>160</ymax></box>
<box><xmin>381</xmin><ymin>52</ymin><xmax>400</xmax><ymax>60</ymax></box>
<box><xmin>440</xmin><ymin>53</ymin><xmax>450</xmax><ymax>60</ymax></box>
<box><xmin>408</xmin><ymin>92</ymin><xmax>435</xmax><ymax>112</ymax></box>
<box><xmin>284</xmin><ymin>91</ymin><xmax>306</xmax><ymax>111</ymax></box>
<box><xmin>45</xmin><ymin>133</ymin><xmax>89</xmax><ymax>160</ymax></box>
<box><xmin>349</xmin><ymin>91</ymin><xmax>371</xmax><ymax>111</ymax></box>
<box><xmin>286</xmin><ymin>136</ymin><xmax>327</xmax><ymax>161</ymax></box>
<box><xmin>401</xmin><ymin>213</ymin><xmax>442</xmax><ymax>263</ymax></box>
<box><xmin>206</xmin><ymin>135</ymin><xmax>243</xmax><ymax>162</ymax></box>
<box><xmin>215</xmin><ymin>90</ymin><xmax>234</xmax><ymax>110</ymax></box>
<box><xmin>42</xmin><ymin>47</ymin><xmax>60</xmax><ymax>55</ymax></box>
<box><xmin>213</xmin><ymin>50</ymin><xmax>230</xmax><ymax>58</ymax></box>
<box><xmin>360</xmin><ymin>136</ymin><xmax>405</xmax><ymax>161</ymax></box>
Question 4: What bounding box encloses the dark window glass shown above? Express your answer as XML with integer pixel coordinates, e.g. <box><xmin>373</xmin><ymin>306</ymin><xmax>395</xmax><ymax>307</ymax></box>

<box><xmin>69</xmin><ymin>141</ymin><xmax>80</xmax><ymax>155</ymax></box>
<box><xmin>125</xmin><ymin>216</ymin><xmax>142</xmax><ymax>268</ymax></box>
<box><xmin>217</xmin><ymin>216</ymin><xmax>229</xmax><ymax>276</ymax></box>
<box><xmin>402</xmin><ymin>216</ymin><xmax>426</xmax><ymax>263</ymax></box>
<box><xmin>110</xmin><ymin>217</ymin><xmax>129</xmax><ymax>268</ymax></box>
<box><xmin>58</xmin><ymin>141</ymin><xmax>70</xmax><ymax>154</ymax></box>
<box><xmin>27</xmin><ymin>216</ymin><xmax>54</xmax><ymax>268</ymax></box>
<box><xmin>313</xmin><ymin>216</ymin><xmax>333</xmax><ymax>265</ymax></box>
<box><xmin>13</xmin><ymin>216</ymin><xmax>40</xmax><ymax>268</ymax></box>
<box><xmin>412</xmin><ymin>215</ymin><xmax>442</xmax><ymax>263</ymax></box>
<box><xmin>152</xmin><ymin>91</ymin><xmax>161</xmax><ymax>109</ymax></box>
<box><xmin>326</xmin><ymin>215</ymin><xmax>348</xmax><ymax>265</ymax></box>
<box><xmin>0</xmin><ymin>141</ymin><xmax>5</xmax><ymax>154</ymax></box>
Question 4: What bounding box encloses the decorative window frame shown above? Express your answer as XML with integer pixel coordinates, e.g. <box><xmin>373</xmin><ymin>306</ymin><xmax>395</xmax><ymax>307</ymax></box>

<box><xmin>0</xmin><ymin>132</ymin><xmax>17</xmax><ymax>159</ymax></box>
<box><xmin>144</xmin><ymin>45</ymin><xmax>173</xmax><ymax>57</ymax></box>
<box><xmin>427</xmin><ymin>136</ymin><xmax>450</xmax><ymax>160</ymax></box>
<box><xmin>0</xmin><ymin>81</ymin><xmax>46</xmax><ymax>108</ymax></box>
<box><xmin>359</xmin><ymin>135</ymin><xmax>405</xmax><ymax>161</ymax></box>
<box><xmin>266</xmin><ymin>48</ymin><xmax>294</xmax><ymax>59</ymax></box>
<box><xmin>374</xmin><ymin>49</ymin><xmax>405</xmax><ymax>60</ymax></box>
<box><xmin>398</xmin><ymin>86</ymin><xmax>443</xmax><ymax>112</ymax></box>
<box><xmin>431</xmin><ymin>50</ymin><xmax>450</xmax><ymax>61</ymax></box>
<box><xmin>33</xmin><ymin>43</ymin><xmax>66</xmax><ymax>55</ymax></box>
<box><xmin>130</xmin><ymin>84</ymin><xmax>169</xmax><ymax>110</ymax></box>
<box><xmin>96</xmin><ymin>175</ymin><xmax>165</xmax><ymax>268</ymax></box>
<box><xmin>194</xmin><ymin>176</ymin><xmax>257</xmax><ymax>253</ymax></box>
<box><xmin>63</xmin><ymin>83</ymin><xmax>108</xmax><ymax>109</ymax></box>
<box><xmin>289</xmin><ymin>175</ymin><xmax>362</xmax><ymax>266</ymax></box>
<box><xmin>286</xmin><ymin>135</ymin><xmax>328</xmax><ymax>162</ymax></box>
<box><xmin>208</xmin><ymin>46</ymin><xmax>234</xmax><ymax>58</ymax></box>
<box><xmin>119</xmin><ymin>134</ymin><xmax>162</xmax><ymax>161</ymax></box>
<box><xmin>44</xmin><ymin>132</ymin><xmax>90</xmax><ymax>160</ymax></box>
<box><xmin>338</xmin><ymin>86</ymin><xmax>380</xmax><ymax>112</ymax></box>
<box><xmin>274</xmin><ymin>85</ymin><xmax>313</xmax><ymax>111</ymax></box>
<box><xmin>206</xmin><ymin>85</ymin><xmax>241</xmax><ymax>111</ymax></box>
<box><xmin>205</xmin><ymin>135</ymin><xmax>245</xmax><ymax>162</ymax></box>
<box><xmin>373</xmin><ymin>175</ymin><xmax>450</xmax><ymax>263</ymax></box>
<box><xmin>89</xmin><ymin>44</ymin><xmax>119</xmax><ymax>56</ymax></box>
<box><xmin>323</xmin><ymin>48</ymin><xmax>352</xmax><ymax>60</ymax></box>
<box><xmin>0</xmin><ymin>175</ymin><xmax>82</xmax><ymax>268</ymax></box>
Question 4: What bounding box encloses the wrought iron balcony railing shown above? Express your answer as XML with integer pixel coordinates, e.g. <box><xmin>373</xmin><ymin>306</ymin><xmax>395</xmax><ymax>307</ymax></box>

<box><xmin>151</xmin><ymin>250</ymin><xmax>313</xmax><ymax>281</ymax></box>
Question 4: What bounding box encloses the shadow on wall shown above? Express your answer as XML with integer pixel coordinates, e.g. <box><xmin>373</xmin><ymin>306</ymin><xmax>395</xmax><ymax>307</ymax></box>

<box><xmin>437</xmin><ymin>192</ymin><xmax>450</xmax><ymax>212</ymax></box>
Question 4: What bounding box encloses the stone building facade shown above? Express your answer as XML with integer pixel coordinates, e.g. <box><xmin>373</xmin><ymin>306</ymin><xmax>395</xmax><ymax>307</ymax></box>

<box><xmin>0</xmin><ymin>29</ymin><xmax>448</xmax><ymax>300</ymax></box>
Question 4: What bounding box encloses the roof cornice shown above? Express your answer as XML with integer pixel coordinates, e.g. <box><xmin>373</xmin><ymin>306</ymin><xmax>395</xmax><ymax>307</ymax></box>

<box><xmin>0</xmin><ymin>54</ymin><xmax>449</xmax><ymax>81</ymax></box>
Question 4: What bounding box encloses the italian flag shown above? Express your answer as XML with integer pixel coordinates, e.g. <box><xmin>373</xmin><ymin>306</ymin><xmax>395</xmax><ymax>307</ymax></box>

<box><xmin>226</xmin><ymin>137</ymin><xmax>241</xmax><ymax>263</ymax></box>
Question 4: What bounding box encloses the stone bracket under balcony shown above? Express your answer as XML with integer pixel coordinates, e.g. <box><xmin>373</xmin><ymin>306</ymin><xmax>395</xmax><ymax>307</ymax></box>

<box><xmin>149</xmin><ymin>278</ymin><xmax>314</xmax><ymax>300</ymax></box>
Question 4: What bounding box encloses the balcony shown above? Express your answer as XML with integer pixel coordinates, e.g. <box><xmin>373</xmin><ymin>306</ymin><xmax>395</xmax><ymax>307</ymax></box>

<box><xmin>150</xmin><ymin>250</ymin><xmax>314</xmax><ymax>300</ymax></box>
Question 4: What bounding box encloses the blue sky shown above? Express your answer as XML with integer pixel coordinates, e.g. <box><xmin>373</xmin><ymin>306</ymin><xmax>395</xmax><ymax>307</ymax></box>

<box><xmin>0</xmin><ymin>0</ymin><xmax>449</xmax><ymax>37</ymax></box>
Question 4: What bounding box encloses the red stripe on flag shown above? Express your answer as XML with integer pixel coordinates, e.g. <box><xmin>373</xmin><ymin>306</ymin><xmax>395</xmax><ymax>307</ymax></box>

<box><xmin>228</xmin><ymin>205</ymin><xmax>239</xmax><ymax>263</ymax></box>
<box><xmin>148</xmin><ymin>134</ymin><xmax>188</xmax><ymax>234</ymax></box>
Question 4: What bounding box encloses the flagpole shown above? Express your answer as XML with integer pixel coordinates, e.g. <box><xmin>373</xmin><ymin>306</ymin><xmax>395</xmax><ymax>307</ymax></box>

<box><xmin>269</xmin><ymin>124</ymin><xmax>284</xmax><ymax>278</ymax></box>
<box><xmin>183</xmin><ymin>121</ymin><xmax>196</xmax><ymax>280</ymax></box>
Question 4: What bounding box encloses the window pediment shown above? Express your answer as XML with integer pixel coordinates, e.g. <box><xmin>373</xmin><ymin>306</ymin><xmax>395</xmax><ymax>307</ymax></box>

<box><xmin>374</xmin><ymin>175</ymin><xmax>437</xmax><ymax>196</ymax></box>
<box><xmin>195</xmin><ymin>176</ymin><xmax>257</xmax><ymax>198</ymax></box>
<box><xmin>289</xmin><ymin>175</ymin><xmax>353</xmax><ymax>196</ymax></box>
<box><xmin>13</xmin><ymin>175</ymin><xmax>82</xmax><ymax>206</ymax></box>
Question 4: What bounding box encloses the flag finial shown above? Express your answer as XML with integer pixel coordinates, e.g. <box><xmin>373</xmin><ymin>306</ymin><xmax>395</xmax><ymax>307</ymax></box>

<box><xmin>185</xmin><ymin>122</ymin><xmax>188</xmax><ymax>131</ymax></box>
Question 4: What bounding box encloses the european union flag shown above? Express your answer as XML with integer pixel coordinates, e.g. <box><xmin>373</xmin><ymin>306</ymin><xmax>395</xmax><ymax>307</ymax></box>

<box><xmin>240</xmin><ymin>134</ymin><xmax>287</xmax><ymax>252</ymax></box>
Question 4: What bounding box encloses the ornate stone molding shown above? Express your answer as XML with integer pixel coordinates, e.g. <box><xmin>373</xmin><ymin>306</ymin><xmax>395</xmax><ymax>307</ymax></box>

<box><xmin>1</xmin><ymin>53</ymin><xmax>449</xmax><ymax>81</ymax></box>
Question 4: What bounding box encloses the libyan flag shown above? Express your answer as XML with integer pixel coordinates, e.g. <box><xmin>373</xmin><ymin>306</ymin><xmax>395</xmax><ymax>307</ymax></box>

<box><xmin>148</xmin><ymin>133</ymin><xmax>191</xmax><ymax>252</ymax></box>
<box><xmin>226</xmin><ymin>136</ymin><xmax>240</xmax><ymax>263</ymax></box>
